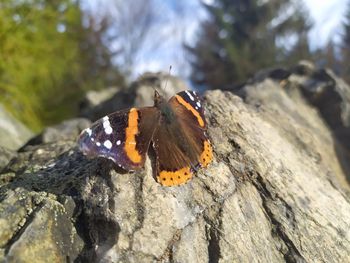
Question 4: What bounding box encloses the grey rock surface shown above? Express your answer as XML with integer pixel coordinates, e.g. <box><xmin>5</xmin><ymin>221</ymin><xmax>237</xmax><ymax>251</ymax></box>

<box><xmin>0</xmin><ymin>70</ymin><xmax>350</xmax><ymax>262</ymax></box>
<box><xmin>0</xmin><ymin>147</ymin><xmax>16</xmax><ymax>172</ymax></box>
<box><xmin>24</xmin><ymin>118</ymin><xmax>91</xmax><ymax>147</ymax></box>
<box><xmin>0</xmin><ymin>105</ymin><xmax>33</xmax><ymax>150</ymax></box>
<box><xmin>83</xmin><ymin>87</ymin><xmax>120</xmax><ymax>109</ymax></box>
<box><xmin>246</xmin><ymin>61</ymin><xmax>350</xmax><ymax>185</ymax></box>
<box><xmin>291</xmin><ymin>61</ymin><xmax>350</xmax><ymax>145</ymax></box>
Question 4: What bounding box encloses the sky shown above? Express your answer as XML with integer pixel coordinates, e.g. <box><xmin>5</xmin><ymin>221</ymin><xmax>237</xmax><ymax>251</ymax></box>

<box><xmin>83</xmin><ymin>0</ymin><xmax>349</xmax><ymax>79</ymax></box>
<box><xmin>304</xmin><ymin>0</ymin><xmax>348</xmax><ymax>47</ymax></box>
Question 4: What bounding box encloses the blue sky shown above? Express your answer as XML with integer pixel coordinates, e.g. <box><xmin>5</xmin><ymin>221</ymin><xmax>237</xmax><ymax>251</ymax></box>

<box><xmin>83</xmin><ymin>0</ymin><xmax>348</xmax><ymax>79</ymax></box>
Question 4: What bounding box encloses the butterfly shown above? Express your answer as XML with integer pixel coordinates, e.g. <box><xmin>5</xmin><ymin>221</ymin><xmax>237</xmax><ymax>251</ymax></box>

<box><xmin>78</xmin><ymin>90</ymin><xmax>213</xmax><ymax>186</ymax></box>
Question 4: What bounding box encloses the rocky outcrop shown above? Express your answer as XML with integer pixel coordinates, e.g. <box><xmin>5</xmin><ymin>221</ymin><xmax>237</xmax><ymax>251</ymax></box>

<box><xmin>23</xmin><ymin>118</ymin><xmax>91</xmax><ymax>147</ymax></box>
<box><xmin>245</xmin><ymin>61</ymin><xmax>350</xmax><ymax>185</ymax></box>
<box><xmin>0</xmin><ymin>66</ymin><xmax>350</xmax><ymax>262</ymax></box>
<box><xmin>0</xmin><ymin>105</ymin><xmax>33</xmax><ymax>151</ymax></box>
<box><xmin>0</xmin><ymin>147</ymin><xmax>15</xmax><ymax>172</ymax></box>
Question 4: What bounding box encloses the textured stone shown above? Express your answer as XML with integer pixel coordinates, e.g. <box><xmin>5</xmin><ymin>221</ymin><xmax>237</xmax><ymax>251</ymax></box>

<box><xmin>0</xmin><ymin>147</ymin><xmax>16</xmax><ymax>172</ymax></box>
<box><xmin>247</xmin><ymin>62</ymin><xmax>350</xmax><ymax>185</ymax></box>
<box><xmin>24</xmin><ymin>118</ymin><xmax>91</xmax><ymax>147</ymax></box>
<box><xmin>0</xmin><ymin>105</ymin><xmax>33</xmax><ymax>150</ymax></box>
<box><xmin>3</xmin><ymin>193</ymin><xmax>83</xmax><ymax>263</ymax></box>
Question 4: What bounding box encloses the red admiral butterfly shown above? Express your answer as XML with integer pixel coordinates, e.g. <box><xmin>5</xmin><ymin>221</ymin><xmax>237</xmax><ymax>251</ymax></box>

<box><xmin>78</xmin><ymin>90</ymin><xmax>213</xmax><ymax>186</ymax></box>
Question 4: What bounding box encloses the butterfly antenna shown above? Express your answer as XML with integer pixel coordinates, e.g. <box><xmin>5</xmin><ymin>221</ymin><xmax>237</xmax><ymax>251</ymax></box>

<box><xmin>163</xmin><ymin>65</ymin><xmax>172</xmax><ymax>94</ymax></box>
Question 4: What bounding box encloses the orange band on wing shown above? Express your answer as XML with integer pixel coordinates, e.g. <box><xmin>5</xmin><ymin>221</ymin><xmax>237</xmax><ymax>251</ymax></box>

<box><xmin>157</xmin><ymin>167</ymin><xmax>192</xmax><ymax>186</ymax></box>
<box><xmin>175</xmin><ymin>95</ymin><xmax>205</xmax><ymax>127</ymax></box>
<box><xmin>199</xmin><ymin>140</ymin><xmax>213</xmax><ymax>167</ymax></box>
<box><xmin>124</xmin><ymin>108</ymin><xmax>142</xmax><ymax>163</ymax></box>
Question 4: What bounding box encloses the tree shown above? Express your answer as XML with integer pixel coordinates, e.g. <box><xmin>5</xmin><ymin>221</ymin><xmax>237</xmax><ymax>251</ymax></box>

<box><xmin>0</xmin><ymin>0</ymin><xmax>124</xmax><ymax>131</ymax></box>
<box><xmin>312</xmin><ymin>41</ymin><xmax>340</xmax><ymax>75</ymax></box>
<box><xmin>187</xmin><ymin>0</ymin><xmax>312</xmax><ymax>89</ymax></box>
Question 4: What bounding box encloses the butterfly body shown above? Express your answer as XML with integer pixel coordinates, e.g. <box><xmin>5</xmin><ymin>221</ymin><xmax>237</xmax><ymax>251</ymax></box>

<box><xmin>78</xmin><ymin>90</ymin><xmax>213</xmax><ymax>186</ymax></box>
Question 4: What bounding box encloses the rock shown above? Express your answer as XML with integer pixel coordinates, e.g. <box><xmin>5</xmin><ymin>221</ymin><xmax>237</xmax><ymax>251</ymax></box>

<box><xmin>1</xmin><ymin>70</ymin><xmax>350</xmax><ymax>262</ymax></box>
<box><xmin>132</xmin><ymin>72</ymin><xmax>189</xmax><ymax>107</ymax></box>
<box><xmin>246</xmin><ymin>61</ymin><xmax>350</xmax><ymax>184</ymax></box>
<box><xmin>80</xmin><ymin>72</ymin><xmax>188</xmax><ymax>121</ymax></box>
<box><xmin>79</xmin><ymin>87</ymin><xmax>122</xmax><ymax>120</ymax></box>
<box><xmin>23</xmin><ymin>118</ymin><xmax>91</xmax><ymax>147</ymax></box>
<box><xmin>291</xmin><ymin>61</ymin><xmax>350</xmax><ymax>132</ymax></box>
<box><xmin>0</xmin><ymin>105</ymin><xmax>33</xmax><ymax>150</ymax></box>
<box><xmin>40</xmin><ymin>118</ymin><xmax>91</xmax><ymax>144</ymax></box>
<box><xmin>2</xmin><ymin>191</ymin><xmax>83</xmax><ymax>262</ymax></box>
<box><xmin>83</xmin><ymin>87</ymin><xmax>120</xmax><ymax>109</ymax></box>
<box><xmin>0</xmin><ymin>147</ymin><xmax>16</xmax><ymax>172</ymax></box>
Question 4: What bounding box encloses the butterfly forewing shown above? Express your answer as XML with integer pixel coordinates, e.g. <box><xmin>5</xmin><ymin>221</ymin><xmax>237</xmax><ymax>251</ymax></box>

<box><xmin>153</xmin><ymin>90</ymin><xmax>213</xmax><ymax>186</ymax></box>
<box><xmin>171</xmin><ymin>90</ymin><xmax>207</xmax><ymax>128</ymax></box>
<box><xmin>169</xmin><ymin>90</ymin><xmax>213</xmax><ymax>168</ymax></box>
<box><xmin>78</xmin><ymin>107</ymin><xmax>160</xmax><ymax>170</ymax></box>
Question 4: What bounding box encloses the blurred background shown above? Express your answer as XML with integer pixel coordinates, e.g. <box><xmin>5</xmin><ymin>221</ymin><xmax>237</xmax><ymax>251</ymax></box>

<box><xmin>0</xmin><ymin>0</ymin><xmax>349</xmax><ymax>131</ymax></box>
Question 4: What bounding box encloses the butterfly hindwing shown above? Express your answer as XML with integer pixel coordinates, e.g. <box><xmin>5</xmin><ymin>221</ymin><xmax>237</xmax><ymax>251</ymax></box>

<box><xmin>78</xmin><ymin>107</ymin><xmax>160</xmax><ymax>170</ymax></box>
<box><xmin>152</xmin><ymin>122</ymin><xmax>196</xmax><ymax>186</ymax></box>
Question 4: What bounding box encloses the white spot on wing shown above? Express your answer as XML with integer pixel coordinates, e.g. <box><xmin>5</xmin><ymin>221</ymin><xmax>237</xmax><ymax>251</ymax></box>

<box><xmin>185</xmin><ymin>90</ymin><xmax>195</xmax><ymax>101</ymax></box>
<box><xmin>85</xmin><ymin>128</ymin><xmax>92</xmax><ymax>136</ymax></box>
<box><xmin>96</xmin><ymin>142</ymin><xmax>101</xmax><ymax>146</ymax></box>
<box><xmin>196</xmin><ymin>101</ymin><xmax>201</xmax><ymax>108</ymax></box>
<box><xmin>105</xmin><ymin>126</ymin><xmax>113</xmax><ymax>135</ymax></box>
<box><xmin>103</xmin><ymin>117</ymin><xmax>113</xmax><ymax>135</ymax></box>
<box><xmin>104</xmin><ymin>140</ymin><xmax>112</xmax><ymax>149</ymax></box>
<box><xmin>116</xmin><ymin>140</ymin><xmax>121</xmax><ymax>145</ymax></box>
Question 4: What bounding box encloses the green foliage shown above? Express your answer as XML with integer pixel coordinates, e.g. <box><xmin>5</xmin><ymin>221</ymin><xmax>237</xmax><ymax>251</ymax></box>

<box><xmin>187</xmin><ymin>0</ymin><xmax>312</xmax><ymax>89</ymax></box>
<box><xmin>0</xmin><ymin>0</ymin><xmax>124</xmax><ymax>131</ymax></box>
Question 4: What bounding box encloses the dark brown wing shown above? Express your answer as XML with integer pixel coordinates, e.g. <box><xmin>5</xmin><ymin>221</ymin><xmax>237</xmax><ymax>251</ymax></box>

<box><xmin>169</xmin><ymin>90</ymin><xmax>213</xmax><ymax>168</ymax></box>
<box><xmin>78</xmin><ymin>107</ymin><xmax>160</xmax><ymax>170</ymax></box>
<box><xmin>152</xmin><ymin>122</ymin><xmax>195</xmax><ymax>186</ymax></box>
<box><xmin>153</xmin><ymin>90</ymin><xmax>213</xmax><ymax>187</ymax></box>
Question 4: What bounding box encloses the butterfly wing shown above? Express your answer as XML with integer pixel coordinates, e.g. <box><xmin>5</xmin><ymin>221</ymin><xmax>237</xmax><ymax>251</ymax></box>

<box><xmin>153</xmin><ymin>90</ymin><xmax>213</xmax><ymax>186</ymax></box>
<box><xmin>78</xmin><ymin>107</ymin><xmax>160</xmax><ymax>170</ymax></box>
<box><xmin>169</xmin><ymin>90</ymin><xmax>213</xmax><ymax>168</ymax></box>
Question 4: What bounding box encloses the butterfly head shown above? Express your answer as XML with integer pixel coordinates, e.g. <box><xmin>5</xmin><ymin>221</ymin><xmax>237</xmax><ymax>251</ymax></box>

<box><xmin>154</xmin><ymin>89</ymin><xmax>166</xmax><ymax>107</ymax></box>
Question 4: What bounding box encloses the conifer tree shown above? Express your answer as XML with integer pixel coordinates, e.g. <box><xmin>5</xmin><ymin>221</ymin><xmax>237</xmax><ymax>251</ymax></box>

<box><xmin>341</xmin><ymin>1</ymin><xmax>350</xmax><ymax>84</ymax></box>
<box><xmin>187</xmin><ymin>0</ymin><xmax>312</xmax><ymax>89</ymax></box>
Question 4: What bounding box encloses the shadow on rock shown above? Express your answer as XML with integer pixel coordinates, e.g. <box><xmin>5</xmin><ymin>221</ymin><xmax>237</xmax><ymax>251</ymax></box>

<box><xmin>0</xmin><ymin>142</ymin><xmax>123</xmax><ymax>262</ymax></box>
